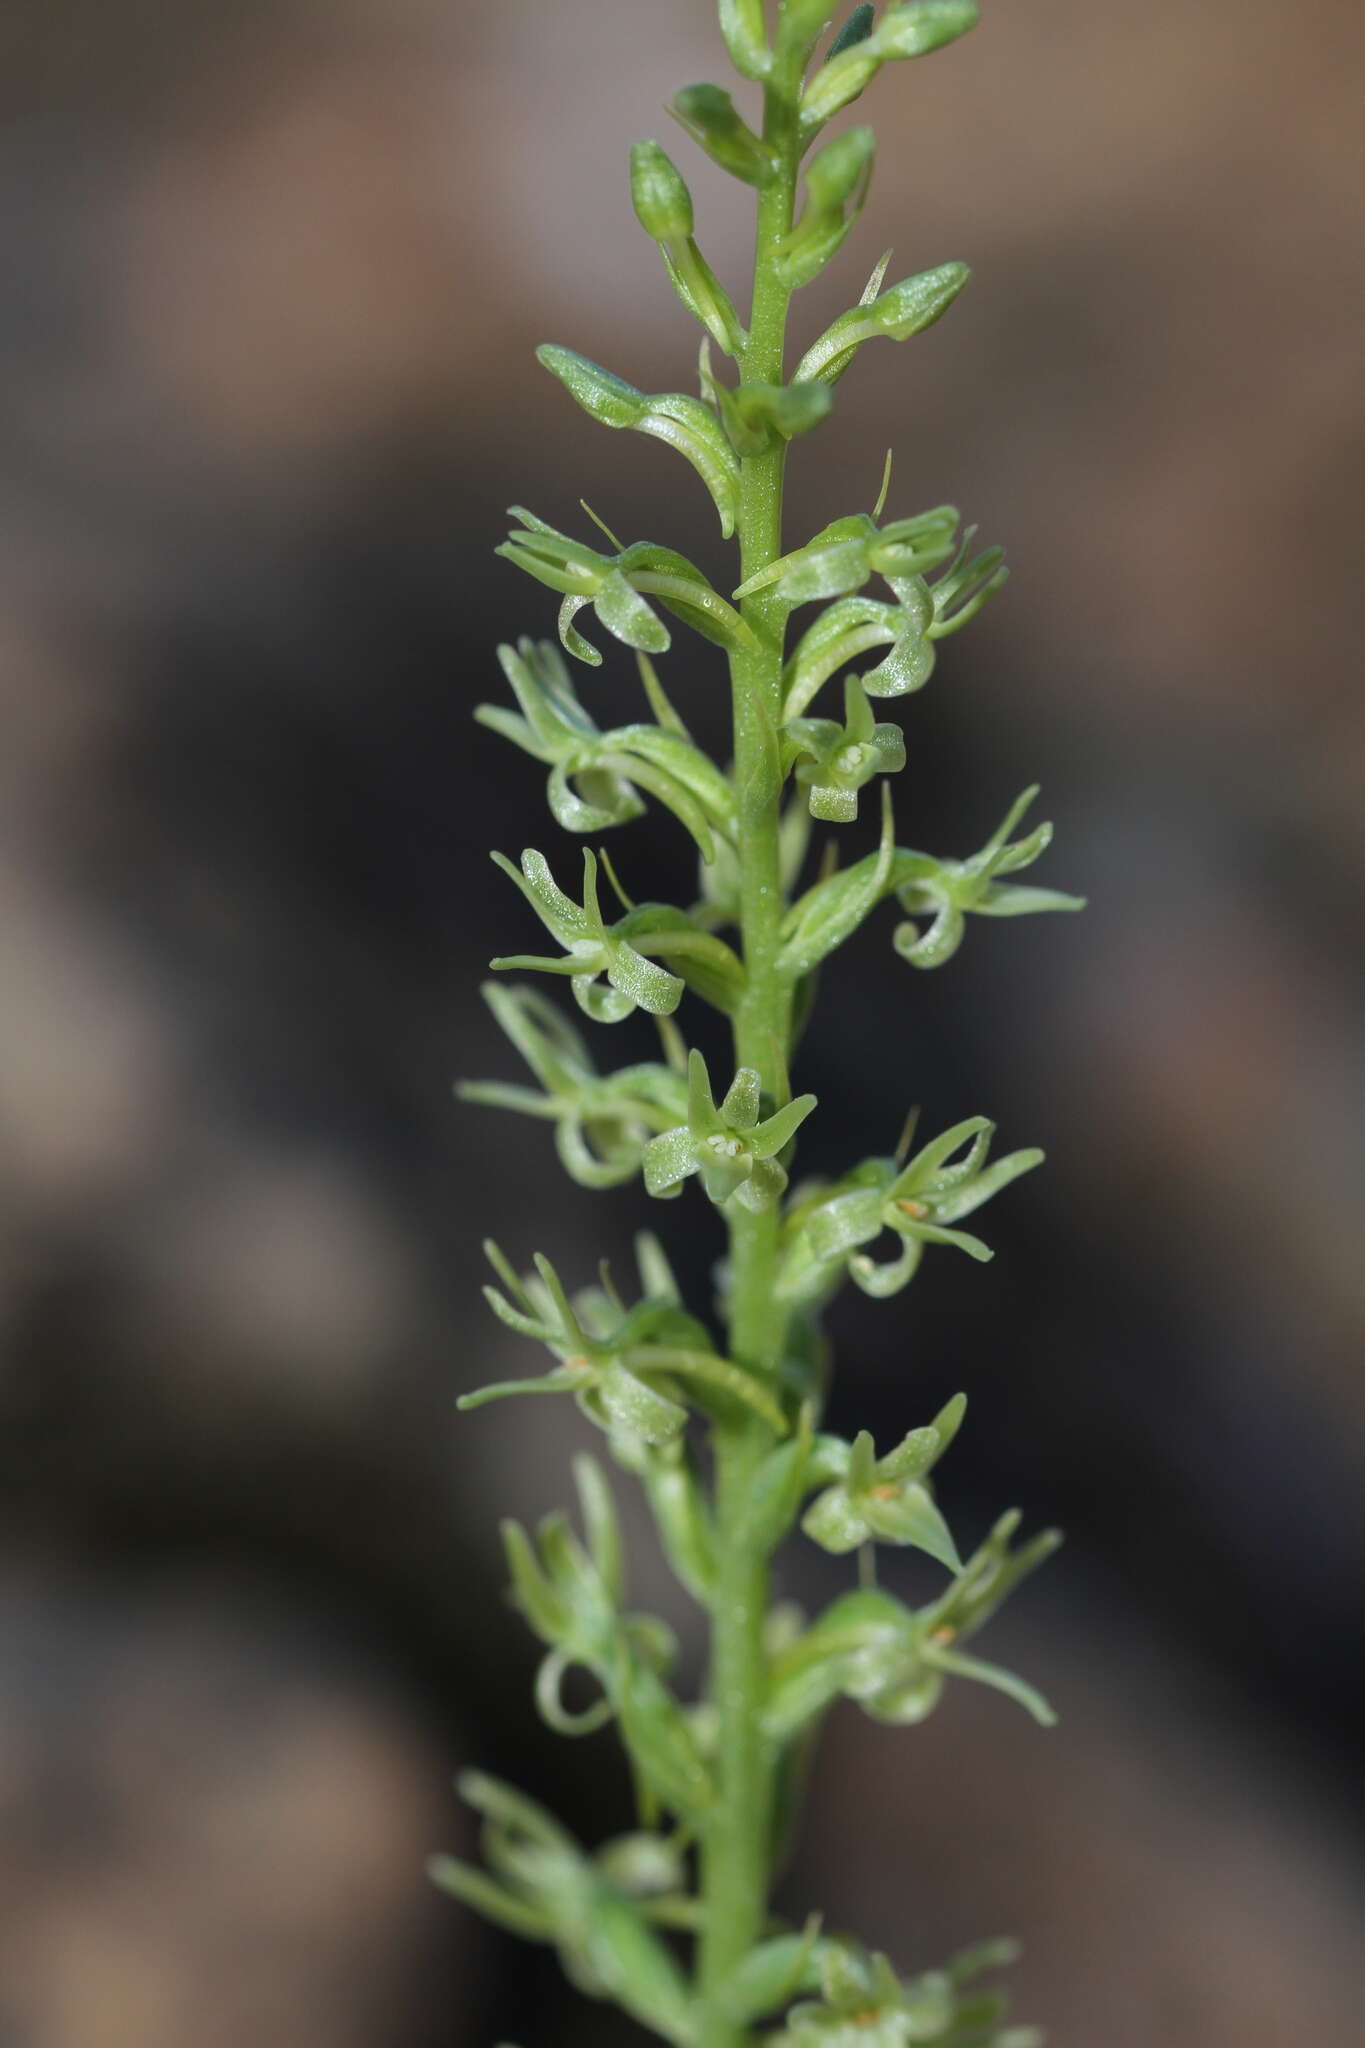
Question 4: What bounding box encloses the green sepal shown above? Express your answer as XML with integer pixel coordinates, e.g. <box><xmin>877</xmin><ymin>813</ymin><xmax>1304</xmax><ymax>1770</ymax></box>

<box><xmin>671</xmin><ymin>81</ymin><xmax>772</xmax><ymax>185</ymax></box>
<box><xmin>537</xmin><ymin>348</ymin><xmax>740</xmax><ymax>536</ymax></box>
<box><xmin>794</xmin><ymin>262</ymin><xmax>971</xmax><ymax>385</ymax></box>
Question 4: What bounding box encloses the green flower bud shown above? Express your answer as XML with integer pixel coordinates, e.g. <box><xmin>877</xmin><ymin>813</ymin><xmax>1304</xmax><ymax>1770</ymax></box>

<box><xmin>719</xmin><ymin>0</ymin><xmax>771</xmax><ymax>80</ymax></box>
<box><xmin>795</xmin><ymin>261</ymin><xmax>971</xmax><ymax>384</ymax></box>
<box><xmin>798</xmin><ymin>44</ymin><xmax>880</xmax><ymax>127</ymax></box>
<box><xmin>629</xmin><ymin>139</ymin><xmax>694</xmax><ymax>242</ymax></box>
<box><xmin>801</xmin><ymin>1</ymin><xmax>980</xmax><ymax>129</ymax></box>
<box><xmin>875</xmin><ymin>0</ymin><xmax>980</xmax><ymax>61</ymax></box>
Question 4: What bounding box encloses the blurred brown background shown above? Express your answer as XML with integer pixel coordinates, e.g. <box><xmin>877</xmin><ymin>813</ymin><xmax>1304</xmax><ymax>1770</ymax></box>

<box><xmin>0</xmin><ymin>2</ymin><xmax>1362</xmax><ymax>2043</ymax></box>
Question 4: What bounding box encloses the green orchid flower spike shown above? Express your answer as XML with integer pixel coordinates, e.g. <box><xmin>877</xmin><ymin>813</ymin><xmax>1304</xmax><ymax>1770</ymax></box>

<box><xmin>798</xmin><ymin>1113</ymin><xmax>1043</xmax><ymax>1299</ymax></box>
<box><xmin>644</xmin><ymin>1047</ymin><xmax>817</xmax><ymax>1213</ymax></box>
<box><xmin>893</xmin><ymin>784</ymin><xmax>1087</xmax><ymax>969</ymax></box>
<box><xmin>448</xmin><ymin>4</ymin><xmax>1082</xmax><ymax>2042</ymax></box>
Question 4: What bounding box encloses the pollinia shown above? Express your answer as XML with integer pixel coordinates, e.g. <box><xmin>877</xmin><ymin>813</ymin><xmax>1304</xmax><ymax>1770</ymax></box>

<box><xmin>434</xmin><ymin>5</ymin><xmax>1083</xmax><ymax>2042</ymax></box>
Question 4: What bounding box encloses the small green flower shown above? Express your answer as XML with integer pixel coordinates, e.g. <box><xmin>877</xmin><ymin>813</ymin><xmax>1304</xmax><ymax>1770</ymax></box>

<box><xmin>477</xmin><ymin>638</ymin><xmax>736</xmax><ymax>859</ymax></box>
<box><xmin>430</xmin><ymin>1772</ymin><xmax>696</xmax><ymax>2042</ymax></box>
<box><xmin>802</xmin><ymin>1393</ymin><xmax>966</xmax><ymax>1567</ymax></box>
<box><xmin>643</xmin><ymin>1048</ymin><xmax>817</xmax><ymax>1213</ymax></box>
<box><xmin>460</xmin><ymin>1237</ymin><xmax>787</xmax><ymax>1455</ymax></box>
<box><xmin>766</xmin><ymin>1510</ymin><xmax>1060</xmax><ymax>1741</ymax></box>
<box><xmin>803</xmin><ymin>1114</ymin><xmax>1043</xmax><ymax>1298</ymax></box>
<box><xmin>739</xmin><ymin>501</ymin><xmax>958</xmax><ymax>608</ymax></box>
<box><xmin>770</xmin><ymin>1931</ymin><xmax>1038</xmax><ymax>2048</ymax></box>
<box><xmin>785</xmin><ymin>673</ymin><xmax>906</xmax><ymax>822</ymax></box>
<box><xmin>765</xmin><ymin>506</ymin><xmax>1007</xmax><ymax>719</ymax></box>
<box><xmin>491</xmin><ymin>845</ymin><xmax>685</xmax><ymax>1023</ymax></box>
<box><xmin>457</xmin><ymin>981</ymin><xmax>688</xmax><ymax>1189</ymax></box>
<box><xmin>498</xmin><ymin>507</ymin><xmax>754</xmax><ymax>665</ymax></box>
<box><xmin>893</xmin><ymin>785</ymin><xmax>1086</xmax><ymax>969</ymax></box>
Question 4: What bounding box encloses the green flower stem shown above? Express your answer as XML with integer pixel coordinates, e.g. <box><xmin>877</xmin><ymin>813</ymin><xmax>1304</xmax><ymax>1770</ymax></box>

<box><xmin>697</xmin><ymin>45</ymin><xmax>804</xmax><ymax>2045</ymax></box>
